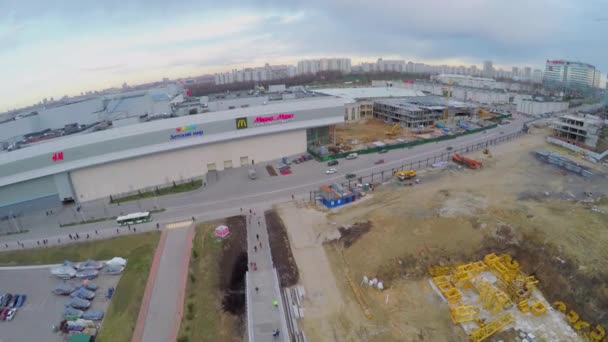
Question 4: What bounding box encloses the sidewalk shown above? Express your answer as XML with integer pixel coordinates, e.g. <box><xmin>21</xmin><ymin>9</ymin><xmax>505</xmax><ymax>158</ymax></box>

<box><xmin>246</xmin><ymin>208</ymin><xmax>289</xmax><ymax>342</ymax></box>
<box><xmin>133</xmin><ymin>223</ymin><xmax>194</xmax><ymax>342</ymax></box>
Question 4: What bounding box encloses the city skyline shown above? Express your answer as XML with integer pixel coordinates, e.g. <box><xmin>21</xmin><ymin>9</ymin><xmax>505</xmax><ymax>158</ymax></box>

<box><xmin>1</xmin><ymin>0</ymin><xmax>607</xmax><ymax>111</ymax></box>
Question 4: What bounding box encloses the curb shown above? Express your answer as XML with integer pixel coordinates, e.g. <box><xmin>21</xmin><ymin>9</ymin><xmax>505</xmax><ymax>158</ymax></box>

<box><xmin>169</xmin><ymin>225</ymin><xmax>196</xmax><ymax>341</ymax></box>
<box><xmin>131</xmin><ymin>230</ymin><xmax>168</xmax><ymax>342</ymax></box>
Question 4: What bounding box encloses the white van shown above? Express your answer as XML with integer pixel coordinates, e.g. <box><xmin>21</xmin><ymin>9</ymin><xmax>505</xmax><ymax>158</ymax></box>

<box><xmin>346</xmin><ymin>153</ymin><xmax>358</xmax><ymax>160</ymax></box>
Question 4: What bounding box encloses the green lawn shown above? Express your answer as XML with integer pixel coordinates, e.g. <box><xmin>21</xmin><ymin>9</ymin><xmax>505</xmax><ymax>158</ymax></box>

<box><xmin>177</xmin><ymin>222</ymin><xmax>236</xmax><ymax>342</ymax></box>
<box><xmin>111</xmin><ymin>180</ymin><xmax>203</xmax><ymax>204</ymax></box>
<box><xmin>0</xmin><ymin>232</ymin><xmax>161</xmax><ymax>342</ymax></box>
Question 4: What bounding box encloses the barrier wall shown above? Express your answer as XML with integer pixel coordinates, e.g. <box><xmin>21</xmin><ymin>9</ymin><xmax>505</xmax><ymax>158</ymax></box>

<box><xmin>309</xmin><ymin>123</ymin><xmax>499</xmax><ymax>161</ymax></box>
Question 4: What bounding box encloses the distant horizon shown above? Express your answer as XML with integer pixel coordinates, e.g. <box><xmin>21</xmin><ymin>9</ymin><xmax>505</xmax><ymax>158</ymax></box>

<box><xmin>1</xmin><ymin>55</ymin><xmax>551</xmax><ymax>113</ymax></box>
<box><xmin>2</xmin><ymin>1</ymin><xmax>606</xmax><ymax>112</ymax></box>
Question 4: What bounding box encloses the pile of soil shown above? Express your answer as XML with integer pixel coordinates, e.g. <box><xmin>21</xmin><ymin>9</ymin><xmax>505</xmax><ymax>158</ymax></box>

<box><xmin>265</xmin><ymin>210</ymin><xmax>299</xmax><ymax>287</ymax></box>
<box><xmin>336</xmin><ymin>221</ymin><xmax>372</xmax><ymax>248</ymax></box>
<box><xmin>266</xmin><ymin>165</ymin><xmax>277</xmax><ymax>176</ymax></box>
<box><xmin>220</xmin><ymin>215</ymin><xmax>248</xmax><ymax>315</ymax></box>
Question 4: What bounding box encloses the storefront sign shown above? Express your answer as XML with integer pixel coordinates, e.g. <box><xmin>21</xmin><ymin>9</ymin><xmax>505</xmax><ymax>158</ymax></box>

<box><xmin>52</xmin><ymin>151</ymin><xmax>64</xmax><ymax>162</ymax></box>
<box><xmin>253</xmin><ymin>113</ymin><xmax>294</xmax><ymax>125</ymax></box>
<box><xmin>170</xmin><ymin>125</ymin><xmax>203</xmax><ymax>140</ymax></box>
<box><xmin>236</xmin><ymin>117</ymin><xmax>248</xmax><ymax>129</ymax></box>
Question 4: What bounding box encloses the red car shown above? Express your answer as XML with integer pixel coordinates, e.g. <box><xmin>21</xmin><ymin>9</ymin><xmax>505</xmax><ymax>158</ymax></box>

<box><xmin>280</xmin><ymin>169</ymin><xmax>292</xmax><ymax>175</ymax></box>
<box><xmin>0</xmin><ymin>308</ymin><xmax>9</xmax><ymax>321</ymax></box>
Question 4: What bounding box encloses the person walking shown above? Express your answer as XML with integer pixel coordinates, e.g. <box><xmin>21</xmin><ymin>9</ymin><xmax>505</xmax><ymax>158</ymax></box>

<box><xmin>116</xmin><ymin>228</ymin><xmax>120</xmax><ymax>234</ymax></box>
<box><xmin>254</xmin><ymin>246</ymin><xmax>257</xmax><ymax>252</ymax></box>
<box><xmin>95</xmin><ymin>230</ymin><xmax>98</xmax><ymax>235</ymax></box>
<box><xmin>255</xmin><ymin>287</ymin><xmax>259</xmax><ymax>293</ymax></box>
<box><xmin>259</xmin><ymin>241</ymin><xmax>262</xmax><ymax>249</ymax></box>
<box><xmin>256</xmin><ymin>234</ymin><xmax>259</xmax><ymax>240</ymax></box>
<box><xmin>273</xmin><ymin>300</ymin><xmax>278</xmax><ymax>308</ymax></box>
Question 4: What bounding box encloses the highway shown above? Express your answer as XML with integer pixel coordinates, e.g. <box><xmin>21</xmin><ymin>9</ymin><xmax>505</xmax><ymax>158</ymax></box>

<box><xmin>0</xmin><ymin>115</ymin><xmax>528</xmax><ymax>248</ymax></box>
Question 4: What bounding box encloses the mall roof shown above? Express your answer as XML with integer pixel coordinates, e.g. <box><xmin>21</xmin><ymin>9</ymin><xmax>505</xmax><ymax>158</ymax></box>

<box><xmin>313</xmin><ymin>87</ymin><xmax>425</xmax><ymax>101</ymax></box>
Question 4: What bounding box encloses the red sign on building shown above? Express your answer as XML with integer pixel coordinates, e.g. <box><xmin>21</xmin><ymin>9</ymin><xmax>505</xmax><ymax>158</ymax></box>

<box><xmin>52</xmin><ymin>152</ymin><xmax>64</xmax><ymax>162</ymax></box>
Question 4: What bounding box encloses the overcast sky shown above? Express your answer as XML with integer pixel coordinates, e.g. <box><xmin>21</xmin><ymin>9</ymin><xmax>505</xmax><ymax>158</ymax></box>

<box><xmin>1</xmin><ymin>0</ymin><xmax>607</xmax><ymax>111</ymax></box>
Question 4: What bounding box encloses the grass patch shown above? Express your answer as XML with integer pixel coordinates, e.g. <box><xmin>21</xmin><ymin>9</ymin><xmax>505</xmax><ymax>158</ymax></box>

<box><xmin>111</xmin><ymin>180</ymin><xmax>203</xmax><ymax>204</ymax></box>
<box><xmin>0</xmin><ymin>232</ymin><xmax>161</xmax><ymax>342</ymax></box>
<box><xmin>177</xmin><ymin>221</ymin><xmax>236</xmax><ymax>342</ymax></box>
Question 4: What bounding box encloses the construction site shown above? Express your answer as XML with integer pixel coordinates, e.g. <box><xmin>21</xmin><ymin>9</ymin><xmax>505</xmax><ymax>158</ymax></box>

<box><xmin>330</xmin><ymin>108</ymin><xmax>503</xmax><ymax>155</ymax></box>
<box><xmin>275</xmin><ymin>128</ymin><xmax>608</xmax><ymax>341</ymax></box>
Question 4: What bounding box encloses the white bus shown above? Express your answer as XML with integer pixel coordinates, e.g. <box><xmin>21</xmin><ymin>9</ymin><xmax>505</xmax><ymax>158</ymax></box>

<box><xmin>116</xmin><ymin>212</ymin><xmax>152</xmax><ymax>226</ymax></box>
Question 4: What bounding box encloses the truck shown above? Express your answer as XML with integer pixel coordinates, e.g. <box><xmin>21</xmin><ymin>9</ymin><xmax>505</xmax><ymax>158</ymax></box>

<box><xmin>248</xmin><ymin>169</ymin><xmax>257</xmax><ymax>180</ymax></box>
<box><xmin>452</xmin><ymin>154</ymin><xmax>482</xmax><ymax>169</ymax></box>
<box><xmin>393</xmin><ymin>170</ymin><xmax>416</xmax><ymax>181</ymax></box>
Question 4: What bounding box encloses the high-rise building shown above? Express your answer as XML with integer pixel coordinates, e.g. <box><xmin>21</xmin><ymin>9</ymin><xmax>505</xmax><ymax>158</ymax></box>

<box><xmin>523</xmin><ymin>67</ymin><xmax>532</xmax><ymax>79</ymax></box>
<box><xmin>604</xmin><ymin>82</ymin><xmax>608</xmax><ymax>107</ymax></box>
<box><xmin>376</xmin><ymin>58</ymin><xmax>404</xmax><ymax>73</ymax></box>
<box><xmin>297</xmin><ymin>58</ymin><xmax>351</xmax><ymax>75</ymax></box>
<box><xmin>593</xmin><ymin>70</ymin><xmax>602</xmax><ymax>89</ymax></box>
<box><xmin>544</xmin><ymin>60</ymin><xmax>600</xmax><ymax>92</ymax></box>
<box><xmin>511</xmin><ymin>67</ymin><xmax>519</xmax><ymax>78</ymax></box>
<box><xmin>483</xmin><ymin>60</ymin><xmax>494</xmax><ymax>77</ymax></box>
<box><xmin>532</xmin><ymin>69</ymin><xmax>543</xmax><ymax>84</ymax></box>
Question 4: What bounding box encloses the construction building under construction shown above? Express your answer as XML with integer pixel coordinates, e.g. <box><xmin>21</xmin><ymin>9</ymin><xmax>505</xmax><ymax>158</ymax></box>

<box><xmin>551</xmin><ymin>114</ymin><xmax>604</xmax><ymax>150</ymax></box>
<box><xmin>373</xmin><ymin>96</ymin><xmax>474</xmax><ymax>128</ymax></box>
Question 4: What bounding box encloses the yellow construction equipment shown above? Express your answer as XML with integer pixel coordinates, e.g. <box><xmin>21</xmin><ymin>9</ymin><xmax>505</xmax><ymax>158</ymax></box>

<box><xmin>450</xmin><ymin>305</ymin><xmax>479</xmax><ymax>324</ymax></box>
<box><xmin>385</xmin><ymin>123</ymin><xmax>400</xmax><ymax>138</ymax></box>
<box><xmin>393</xmin><ymin>169</ymin><xmax>416</xmax><ymax>181</ymax></box>
<box><xmin>518</xmin><ymin>300</ymin><xmax>530</xmax><ymax>313</ymax></box>
<box><xmin>469</xmin><ymin>313</ymin><xmax>515</xmax><ymax>342</ymax></box>
<box><xmin>476</xmin><ymin>279</ymin><xmax>511</xmax><ymax>315</ymax></box>
<box><xmin>574</xmin><ymin>320</ymin><xmax>590</xmax><ymax>331</ymax></box>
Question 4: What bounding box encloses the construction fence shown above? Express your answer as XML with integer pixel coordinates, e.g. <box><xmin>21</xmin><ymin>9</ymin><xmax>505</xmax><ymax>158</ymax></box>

<box><xmin>309</xmin><ymin>123</ymin><xmax>499</xmax><ymax>162</ymax></box>
<box><xmin>309</xmin><ymin>130</ymin><xmax>525</xmax><ymax>202</ymax></box>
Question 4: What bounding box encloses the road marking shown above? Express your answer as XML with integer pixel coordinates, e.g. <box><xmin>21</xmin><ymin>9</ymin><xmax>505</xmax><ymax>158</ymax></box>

<box><xmin>165</xmin><ymin>221</ymin><xmax>193</xmax><ymax>230</ymax></box>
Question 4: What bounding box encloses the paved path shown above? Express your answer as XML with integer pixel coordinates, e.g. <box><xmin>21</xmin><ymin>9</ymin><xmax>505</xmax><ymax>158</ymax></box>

<box><xmin>246</xmin><ymin>208</ymin><xmax>289</xmax><ymax>342</ymax></box>
<box><xmin>133</xmin><ymin>223</ymin><xmax>194</xmax><ymax>342</ymax></box>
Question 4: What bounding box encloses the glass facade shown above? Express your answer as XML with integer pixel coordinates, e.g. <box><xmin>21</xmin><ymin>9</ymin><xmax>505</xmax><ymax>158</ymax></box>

<box><xmin>307</xmin><ymin>126</ymin><xmax>330</xmax><ymax>148</ymax></box>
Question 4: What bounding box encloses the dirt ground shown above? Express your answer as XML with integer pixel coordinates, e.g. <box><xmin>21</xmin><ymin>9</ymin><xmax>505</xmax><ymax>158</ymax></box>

<box><xmin>278</xmin><ymin>130</ymin><xmax>608</xmax><ymax>341</ymax></box>
<box><xmin>265</xmin><ymin>209</ymin><xmax>299</xmax><ymax>286</ymax></box>
<box><xmin>336</xmin><ymin>120</ymin><xmax>415</xmax><ymax>145</ymax></box>
<box><xmin>220</xmin><ymin>215</ymin><xmax>248</xmax><ymax>315</ymax></box>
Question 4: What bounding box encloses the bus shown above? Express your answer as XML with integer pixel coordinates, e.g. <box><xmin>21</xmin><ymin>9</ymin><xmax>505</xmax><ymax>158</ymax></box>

<box><xmin>116</xmin><ymin>212</ymin><xmax>152</xmax><ymax>226</ymax></box>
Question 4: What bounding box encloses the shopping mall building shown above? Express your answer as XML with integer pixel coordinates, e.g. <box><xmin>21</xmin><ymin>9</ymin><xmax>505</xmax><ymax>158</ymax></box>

<box><xmin>0</xmin><ymin>97</ymin><xmax>344</xmax><ymax>206</ymax></box>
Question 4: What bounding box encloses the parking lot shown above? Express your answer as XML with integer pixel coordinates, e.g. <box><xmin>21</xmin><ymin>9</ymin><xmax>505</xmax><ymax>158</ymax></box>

<box><xmin>0</xmin><ymin>265</ymin><xmax>121</xmax><ymax>342</ymax></box>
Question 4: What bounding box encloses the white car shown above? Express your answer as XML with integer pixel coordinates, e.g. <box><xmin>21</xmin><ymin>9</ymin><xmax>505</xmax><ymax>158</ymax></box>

<box><xmin>6</xmin><ymin>308</ymin><xmax>16</xmax><ymax>321</ymax></box>
<box><xmin>325</xmin><ymin>168</ymin><xmax>337</xmax><ymax>174</ymax></box>
<box><xmin>345</xmin><ymin>153</ymin><xmax>358</xmax><ymax>160</ymax></box>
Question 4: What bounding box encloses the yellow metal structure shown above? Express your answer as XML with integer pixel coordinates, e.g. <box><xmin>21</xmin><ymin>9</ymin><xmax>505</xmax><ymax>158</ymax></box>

<box><xmin>450</xmin><ymin>305</ymin><xmax>479</xmax><ymax>324</ymax></box>
<box><xmin>590</xmin><ymin>324</ymin><xmax>606</xmax><ymax>341</ymax></box>
<box><xmin>429</xmin><ymin>266</ymin><xmax>451</xmax><ymax>277</ymax></box>
<box><xmin>530</xmin><ymin>301</ymin><xmax>547</xmax><ymax>316</ymax></box>
<box><xmin>469</xmin><ymin>313</ymin><xmax>515</xmax><ymax>342</ymax></box>
<box><xmin>553</xmin><ymin>301</ymin><xmax>567</xmax><ymax>313</ymax></box>
<box><xmin>476</xmin><ymin>279</ymin><xmax>511</xmax><ymax>315</ymax></box>
<box><xmin>385</xmin><ymin>123</ymin><xmax>400</xmax><ymax>138</ymax></box>
<box><xmin>518</xmin><ymin>300</ymin><xmax>530</xmax><ymax>313</ymax></box>
<box><xmin>567</xmin><ymin>310</ymin><xmax>580</xmax><ymax>324</ymax></box>
<box><xmin>574</xmin><ymin>320</ymin><xmax>590</xmax><ymax>331</ymax></box>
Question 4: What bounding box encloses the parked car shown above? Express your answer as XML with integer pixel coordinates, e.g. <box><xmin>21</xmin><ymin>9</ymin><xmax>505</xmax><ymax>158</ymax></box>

<box><xmin>15</xmin><ymin>294</ymin><xmax>26</xmax><ymax>307</ymax></box>
<box><xmin>6</xmin><ymin>308</ymin><xmax>16</xmax><ymax>321</ymax></box>
<box><xmin>277</xmin><ymin>164</ymin><xmax>290</xmax><ymax>171</ymax></box>
<box><xmin>327</xmin><ymin>160</ymin><xmax>339</xmax><ymax>166</ymax></box>
<box><xmin>375</xmin><ymin>159</ymin><xmax>384</xmax><ymax>165</ymax></box>
<box><xmin>281</xmin><ymin>157</ymin><xmax>291</xmax><ymax>165</ymax></box>
<box><xmin>1</xmin><ymin>293</ymin><xmax>12</xmax><ymax>307</ymax></box>
<box><xmin>10</xmin><ymin>295</ymin><xmax>19</xmax><ymax>308</ymax></box>
<box><xmin>0</xmin><ymin>308</ymin><xmax>9</xmax><ymax>320</ymax></box>
<box><xmin>325</xmin><ymin>168</ymin><xmax>337</xmax><ymax>174</ymax></box>
<box><xmin>446</xmin><ymin>146</ymin><xmax>453</xmax><ymax>151</ymax></box>
<box><xmin>379</xmin><ymin>149</ymin><xmax>388</xmax><ymax>154</ymax></box>
<box><xmin>345</xmin><ymin>153</ymin><xmax>358</xmax><ymax>160</ymax></box>
<box><xmin>345</xmin><ymin>173</ymin><xmax>357</xmax><ymax>179</ymax></box>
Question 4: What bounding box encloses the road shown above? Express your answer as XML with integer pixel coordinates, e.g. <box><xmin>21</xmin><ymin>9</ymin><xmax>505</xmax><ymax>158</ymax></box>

<box><xmin>0</xmin><ymin>115</ymin><xmax>528</xmax><ymax>249</ymax></box>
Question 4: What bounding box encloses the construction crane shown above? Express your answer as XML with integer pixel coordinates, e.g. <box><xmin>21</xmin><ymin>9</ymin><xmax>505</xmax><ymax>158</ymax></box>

<box><xmin>442</xmin><ymin>79</ymin><xmax>453</xmax><ymax>123</ymax></box>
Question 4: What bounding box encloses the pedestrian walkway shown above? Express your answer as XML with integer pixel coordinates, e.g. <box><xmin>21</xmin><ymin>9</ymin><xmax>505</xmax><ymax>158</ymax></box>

<box><xmin>246</xmin><ymin>208</ymin><xmax>289</xmax><ymax>342</ymax></box>
<box><xmin>132</xmin><ymin>223</ymin><xmax>194</xmax><ymax>342</ymax></box>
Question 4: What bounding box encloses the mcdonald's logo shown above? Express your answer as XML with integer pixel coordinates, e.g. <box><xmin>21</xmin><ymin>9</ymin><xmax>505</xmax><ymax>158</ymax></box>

<box><xmin>236</xmin><ymin>117</ymin><xmax>248</xmax><ymax>130</ymax></box>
